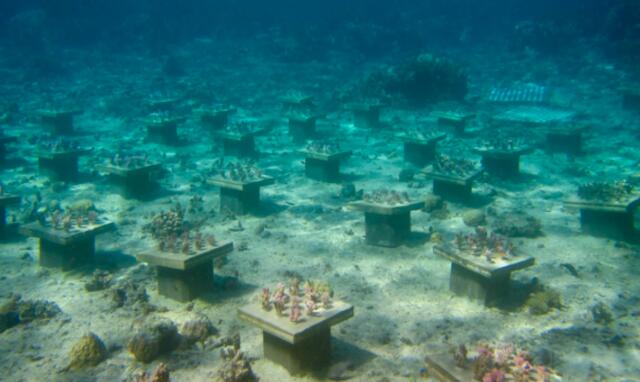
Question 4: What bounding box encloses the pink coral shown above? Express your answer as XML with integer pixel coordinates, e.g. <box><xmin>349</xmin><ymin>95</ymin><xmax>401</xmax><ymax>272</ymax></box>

<box><xmin>482</xmin><ymin>369</ymin><xmax>505</xmax><ymax>382</ymax></box>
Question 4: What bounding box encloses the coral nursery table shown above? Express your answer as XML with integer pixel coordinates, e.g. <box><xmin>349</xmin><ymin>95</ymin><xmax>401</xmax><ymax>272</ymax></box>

<box><xmin>36</xmin><ymin>148</ymin><xmax>92</xmax><ymax>182</ymax></box>
<box><xmin>434</xmin><ymin>245</ymin><xmax>535</xmax><ymax>306</ymax></box>
<box><xmin>350</xmin><ymin>200</ymin><xmax>425</xmax><ymax>247</ymax></box>
<box><xmin>238</xmin><ymin>300</ymin><xmax>353</xmax><ymax>375</ymax></box>
<box><xmin>300</xmin><ymin>149</ymin><xmax>352</xmax><ymax>183</ymax></box>
<box><xmin>346</xmin><ymin>103</ymin><xmax>381</xmax><ymax>129</ymax></box>
<box><xmin>20</xmin><ymin>220</ymin><xmax>115</xmax><ymax>270</ymax></box>
<box><xmin>209</xmin><ymin>176</ymin><xmax>275</xmax><ymax>215</ymax></box>
<box><xmin>220</xmin><ymin>130</ymin><xmax>261</xmax><ymax>158</ymax></box>
<box><xmin>402</xmin><ymin>133</ymin><xmax>446</xmax><ymax>167</ymax></box>
<box><xmin>546</xmin><ymin>125</ymin><xmax>588</xmax><ymax>156</ymax></box>
<box><xmin>36</xmin><ymin>109</ymin><xmax>83</xmax><ymax>135</ymax></box>
<box><xmin>198</xmin><ymin>107</ymin><xmax>235</xmax><ymax>132</ymax></box>
<box><xmin>288</xmin><ymin>115</ymin><xmax>321</xmax><ymax>143</ymax></box>
<box><xmin>145</xmin><ymin>116</ymin><xmax>186</xmax><ymax>145</ymax></box>
<box><xmin>473</xmin><ymin>146</ymin><xmax>533</xmax><ymax>178</ymax></box>
<box><xmin>97</xmin><ymin>162</ymin><xmax>162</xmax><ymax>199</ymax></box>
<box><xmin>434</xmin><ymin>111</ymin><xmax>475</xmax><ymax>136</ymax></box>
<box><xmin>138</xmin><ymin>241</ymin><xmax>233</xmax><ymax>302</ymax></box>
<box><xmin>564</xmin><ymin>194</ymin><xmax>640</xmax><ymax>241</ymax></box>
<box><xmin>427</xmin><ymin>170</ymin><xmax>483</xmax><ymax>203</ymax></box>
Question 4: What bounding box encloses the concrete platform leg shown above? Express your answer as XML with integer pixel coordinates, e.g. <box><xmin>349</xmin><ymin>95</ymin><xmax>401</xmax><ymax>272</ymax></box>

<box><xmin>481</xmin><ymin>156</ymin><xmax>519</xmax><ymax>178</ymax></box>
<box><xmin>433</xmin><ymin>179</ymin><xmax>472</xmax><ymax>202</ymax></box>
<box><xmin>156</xmin><ymin>261</ymin><xmax>213</xmax><ymax>302</ymax></box>
<box><xmin>305</xmin><ymin>158</ymin><xmax>340</xmax><ymax>182</ymax></box>
<box><xmin>289</xmin><ymin>120</ymin><xmax>315</xmax><ymax>143</ymax></box>
<box><xmin>580</xmin><ymin>208</ymin><xmax>636</xmax><ymax>241</ymax></box>
<box><xmin>404</xmin><ymin>142</ymin><xmax>436</xmax><ymax>167</ymax></box>
<box><xmin>263</xmin><ymin>326</ymin><xmax>331</xmax><ymax>375</ymax></box>
<box><xmin>220</xmin><ymin>186</ymin><xmax>260</xmax><ymax>215</ymax></box>
<box><xmin>38</xmin><ymin>157</ymin><xmax>79</xmax><ymax>182</ymax></box>
<box><xmin>353</xmin><ymin>110</ymin><xmax>379</xmax><ymax>129</ymax></box>
<box><xmin>450</xmin><ymin>263</ymin><xmax>510</xmax><ymax>306</ymax></box>
<box><xmin>39</xmin><ymin>237</ymin><xmax>95</xmax><ymax>270</ymax></box>
<box><xmin>364</xmin><ymin>212</ymin><xmax>410</xmax><ymax>247</ymax></box>
<box><xmin>223</xmin><ymin>137</ymin><xmax>256</xmax><ymax>158</ymax></box>
<box><xmin>147</xmin><ymin>125</ymin><xmax>178</xmax><ymax>145</ymax></box>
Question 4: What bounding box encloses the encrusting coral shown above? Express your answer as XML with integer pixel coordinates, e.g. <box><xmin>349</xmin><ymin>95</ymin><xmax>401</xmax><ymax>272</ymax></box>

<box><xmin>67</xmin><ymin>332</ymin><xmax>108</xmax><ymax>369</ymax></box>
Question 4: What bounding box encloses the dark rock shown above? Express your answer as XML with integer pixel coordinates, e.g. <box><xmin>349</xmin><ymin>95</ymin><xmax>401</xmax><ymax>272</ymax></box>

<box><xmin>128</xmin><ymin>318</ymin><xmax>180</xmax><ymax>363</ymax></box>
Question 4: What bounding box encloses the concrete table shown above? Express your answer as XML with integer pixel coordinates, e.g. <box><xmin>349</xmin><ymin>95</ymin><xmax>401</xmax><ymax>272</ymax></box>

<box><xmin>220</xmin><ymin>130</ymin><xmax>260</xmax><ymax>158</ymax></box>
<box><xmin>145</xmin><ymin>117</ymin><xmax>186</xmax><ymax>145</ymax></box>
<box><xmin>434</xmin><ymin>112</ymin><xmax>475</xmax><ymax>136</ymax></box>
<box><xmin>350</xmin><ymin>200</ymin><xmax>425</xmax><ymax>247</ymax></box>
<box><xmin>434</xmin><ymin>245</ymin><xmax>534</xmax><ymax>306</ymax></box>
<box><xmin>36</xmin><ymin>109</ymin><xmax>83</xmax><ymax>135</ymax></box>
<box><xmin>97</xmin><ymin>163</ymin><xmax>162</xmax><ymax>199</ymax></box>
<box><xmin>402</xmin><ymin>133</ymin><xmax>446</xmax><ymax>167</ymax></box>
<box><xmin>346</xmin><ymin>104</ymin><xmax>381</xmax><ymax>129</ymax></box>
<box><xmin>546</xmin><ymin>126</ymin><xmax>588</xmax><ymax>156</ymax></box>
<box><xmin>564</xmin><ymin>195</ymin><xmax>640</xmax><ymax>241</ymax></box>
<box><xmin>36</xmin><ymin>148</ymin><xmax>91</xmax><ymax>182</ymax></box>
<box><xmin>199</xmin><ymin>108</ymin><xmax>235</xmax><ymax>132</ymax></box>
<box><xmin>426</xmin><ymin>170</ymin><xmax>483</xmax><ymax>203</ymax></box>
<box><xmin>288</xmin><ymin>115</ymin><xmax>320</xmax><ymax>143</ymax></box>
<box><xmin>238</xmin><ymin>300</ymin><xmax>353</xmax><ymax>375</ymax></box>
<box><xmin>138</xmin><ymin>241</ymin><xmax>233</xmax><ymax>302</ymax></box>
<box><xmin>0</xmin><ymin>194</ymin><xmax>20</xmax><ymax>234</ymax></box>
<box><xmin>209</xmin><ymin>176</ymin><xmax>275</xmax><ymax>215</ymax></box>
<box><xmin>473</xmin><ymin>147</ymin><xmax>533</xmax><ymax>178</ymax></box>
<box><xmin>20</xmin><ymin>220</ymin><xmax>115</xmax><ymax>270</ymax></box>
<box><xmin>300</xmin><ymin>150</ymin><xmax>352</xmax><ymax>183</ymax></box>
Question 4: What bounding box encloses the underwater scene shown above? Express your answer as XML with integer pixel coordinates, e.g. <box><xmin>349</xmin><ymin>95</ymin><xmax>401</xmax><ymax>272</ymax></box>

<box><xmin>1</xmin><ymin>1</ymin><xmax>640</xmax><ymax>381</ymax></box>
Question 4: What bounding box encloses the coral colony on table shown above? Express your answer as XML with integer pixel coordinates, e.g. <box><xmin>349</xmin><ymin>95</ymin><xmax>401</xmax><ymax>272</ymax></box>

<box><xmin>219</xmin><ymin>122</ymin><xmax>262</xmax><ymax>158</ymax></box>
<box><xmin>208</xmin><ymin>160</ymin><xmax>274</xmax><ymax>215</ymax></box>
<box><xmin>350</xmin><ymin>189</ymin><xmax>425</xmax><ymax>247</ymax></box>
<box><xmin>97</xmin><ymin>153</ymin><xmax>162</xmax><ymax>199</ymax></box>
<box><xmin>301</xmin><ymin>141</ymin><xmax>352</xmax><ymax>183</ymax></box>
<box><xmin>35</xmin><ymin>138</ymin><xmax>91</xmax><ymax>182</ymax></box>
<box><xmin>238</xmin><ymin>280</ymin><xmax>353</xmax><ymax>375</ymax></box>
<box><xmin>434</xmin><ymin>227</ymin><xmax>535</xmax><ymax>306</ymax></box>
<box><xmin>19</xmin><ymin>203</ymin><xmax>115</xmax><ymax>270</ymax></box>
<box><xmin>424</xmin><ymin>154</ymin><xmax>483</xmax><ymax>202</ymax></box>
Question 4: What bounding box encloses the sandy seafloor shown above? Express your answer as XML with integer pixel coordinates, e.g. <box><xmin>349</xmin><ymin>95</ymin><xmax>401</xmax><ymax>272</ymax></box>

<box><xmin>1</xmin><ymin>39</ymin><xmax>640</xmax><ymax>382</ymax></box>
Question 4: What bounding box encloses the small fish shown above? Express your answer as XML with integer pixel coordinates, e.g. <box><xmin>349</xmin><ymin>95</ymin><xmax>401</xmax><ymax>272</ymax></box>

<box><xmin>560</xmin><ymin>263</ymin><xmax>579</xmax><ymax>277</ymax></box>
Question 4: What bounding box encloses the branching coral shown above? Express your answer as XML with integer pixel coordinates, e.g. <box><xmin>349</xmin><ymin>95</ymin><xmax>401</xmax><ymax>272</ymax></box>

<box><xmin>108</xmin><ymin>152</ymin><xmax>153</xmax><ymax>169</ymax></box>
<box><xmin>218</xmin><ymin>336</ymin><xmax>258</xmax><ymax>382</ymax></box>
<box><xmin>145</xmin><ymin>202</ymin><xmax>218</xmax><ymax>255</ymax></box>
<box><xmin>259</xmin><ymin>279</ymin><xmax>333</xmax><ymax>324</ymax></box>
<box><xmin>305</xmin><ymin>140</ymin><xmax>342</xmax><ymax>155</ymax></box>
<box><xmin>433</xmin><ymin>154</ymin><xmax>478</xmax><ymax>177</ymax></box>
<box><xmin>362</xmin><ymin>189</ymin><xmax>411</xmax><ymax>206</ymax></box>
<box><xmin>34</xmin><ymin>200</ymin><xmax>101</xmax><ymax>232</ymax></box>
<box><xmin>454</xmin><ymin>227</ymin><xmax>516</xmax><ymax>264</ymax></box>
<box><xmin>577</xmin><ymin>180</ymin><xmax>634</xmax><ymax>202</ymax></box>
<box><xmin>211</xmin><ymin>159</ymin><xmax>264</xmax><ymax>183</ymax></box>
<box><xmin>450</xmin><ymin>343</ymin><xmax>559</xmax><ymax>382</ymax></box>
